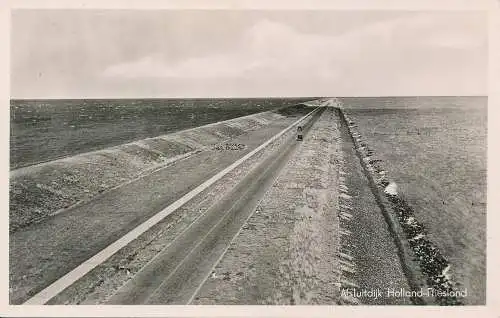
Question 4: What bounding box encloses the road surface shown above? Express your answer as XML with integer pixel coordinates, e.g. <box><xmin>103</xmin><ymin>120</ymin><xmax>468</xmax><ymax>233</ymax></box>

<box><xmin>107</xmin><ymin>108</ymin><xmax>323</xmax><ymax>304</ymax></box>
<box><xmin>12</xmin><ymin>106</ymin><xmax>321</xmax><ymax>305</ymax></box>
<box><xmin>12</xmin><ymin>102</ymin><xmax>421</xmax><ymax>306</ymax></box>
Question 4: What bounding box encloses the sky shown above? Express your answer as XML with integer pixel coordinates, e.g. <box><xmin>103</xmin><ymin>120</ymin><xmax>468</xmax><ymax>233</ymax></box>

<box><xmin>10</xmin><ymin>10</ymin><xmax>488</xmax><ymax>98</ymax></box>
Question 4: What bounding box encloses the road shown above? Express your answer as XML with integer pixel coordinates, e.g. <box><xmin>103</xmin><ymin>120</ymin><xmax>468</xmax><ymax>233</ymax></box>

<box><xmin>10</xmin><ymin>101</ymin><xmax>458</xmax><ymax>306</ymax></box>
<box><xmin>106</xmin><ymin>108</ymin><xmax>323</xmax><ymax>304</ymax></box>
<box><xmin>12</xmin><ymin>106</ymin><xmax>322</xmax><ymax>305</ymax></box>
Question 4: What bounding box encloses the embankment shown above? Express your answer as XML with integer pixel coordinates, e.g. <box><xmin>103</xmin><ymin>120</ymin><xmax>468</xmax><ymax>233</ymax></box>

<box><xmin>9</xmin><ymin>108</ymin><xmax>305</xmax><ymax>233</ymax></box>
<box><xmin>336</xmin><ymin>107</ymin><xmax>411</xmax><ymax>305</ymax></box>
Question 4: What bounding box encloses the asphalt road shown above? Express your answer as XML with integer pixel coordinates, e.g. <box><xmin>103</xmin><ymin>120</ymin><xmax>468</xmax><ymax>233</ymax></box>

<box><xmin>106</xmin><ymin>108</ymin><xmax>324</xmax><ymax>304</ymax></box>
<box><xmin>9</xmin><ymin>114</ymin><xmax>308</xmax><ymax>305</ymax></box>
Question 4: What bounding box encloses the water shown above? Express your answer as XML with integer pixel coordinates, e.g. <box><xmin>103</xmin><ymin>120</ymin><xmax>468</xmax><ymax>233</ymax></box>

<box><xmin>341</xmin><ymin>96</ymin><xmax>487</xmax><ymax>304</ymax></box>
<box><xmin>10</xmin><ymin>98</ymin><xmax>309</xmax><ymax>169</ymax></box>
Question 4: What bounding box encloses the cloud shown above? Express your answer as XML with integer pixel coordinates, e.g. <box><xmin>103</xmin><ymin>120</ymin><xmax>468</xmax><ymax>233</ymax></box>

<box><xmin>102</xmin><ymin>19</ymin><xmax>338</xmax><ymax>80</ymax></box>
<box><xmin>102</xmin><ymin>12</ymin><xmax>486</xmax><ymax>91</ymax></box>
<box><xmin>103</xmin><ymin>53</ymin><xmax>261</xmax><ymax>78</ymax></box>
<box><xmin>14</xmin><ymin>11</ymin><xmax>485</xmax><ymax>98</ymax></box>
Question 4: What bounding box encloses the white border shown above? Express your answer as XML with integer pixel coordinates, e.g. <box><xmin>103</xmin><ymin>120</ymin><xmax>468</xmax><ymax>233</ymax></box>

<box><xmin>2</xmin><ymin>0</ymin><xmax>499</xmax><ymax>317</ymax></box>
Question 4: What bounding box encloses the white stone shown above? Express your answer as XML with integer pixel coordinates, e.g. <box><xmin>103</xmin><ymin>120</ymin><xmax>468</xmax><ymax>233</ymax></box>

<box><xmin>384</xmin><ymin>182</ymin><xmax>398</xmax><ymax>196</ymax></box>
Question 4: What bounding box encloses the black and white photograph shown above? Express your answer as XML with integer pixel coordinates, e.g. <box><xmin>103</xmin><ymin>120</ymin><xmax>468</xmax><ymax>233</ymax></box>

<box><xmin>5</xmin><ymin>2</ymin><xmax>493</xmax><ymax>313</ymax></box>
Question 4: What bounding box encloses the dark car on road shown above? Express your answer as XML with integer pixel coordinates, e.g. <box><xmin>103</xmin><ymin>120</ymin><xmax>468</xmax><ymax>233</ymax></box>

<box><xmin>297</xmin><ymin>126</ymin><xmax>303</xmax><ymax>141</ymax></box>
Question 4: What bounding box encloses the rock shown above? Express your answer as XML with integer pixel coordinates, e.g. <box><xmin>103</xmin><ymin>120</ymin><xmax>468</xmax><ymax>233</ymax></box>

<box><xmin>384</xmin><ymin>182</ymin><xmax>398</xmax><ymax>196</ymax></box>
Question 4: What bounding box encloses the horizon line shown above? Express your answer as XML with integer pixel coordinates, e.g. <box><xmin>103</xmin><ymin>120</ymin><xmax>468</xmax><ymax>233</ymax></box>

<box><xmin>10</xmin><ymin>95</ymin><xmax>488</xmax><ymax>101</ymax></box>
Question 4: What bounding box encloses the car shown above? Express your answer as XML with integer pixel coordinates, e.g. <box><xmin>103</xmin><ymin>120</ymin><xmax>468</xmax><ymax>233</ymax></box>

<box><xmin>297</xmin><ymin>126</ymin><xmax>303</xmax><ymax>141</ymax></box>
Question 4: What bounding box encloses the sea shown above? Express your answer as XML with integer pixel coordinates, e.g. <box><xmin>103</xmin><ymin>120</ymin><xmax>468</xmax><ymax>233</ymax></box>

<box><xmin>340</xmin><ymin>95</ymin><xmax>487</xmax><ymax>305</ymax></box>
<box><xmin>10</xmin><ymin>98</ymin><xmax>309</xmax><ymax>169</ymax></box>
